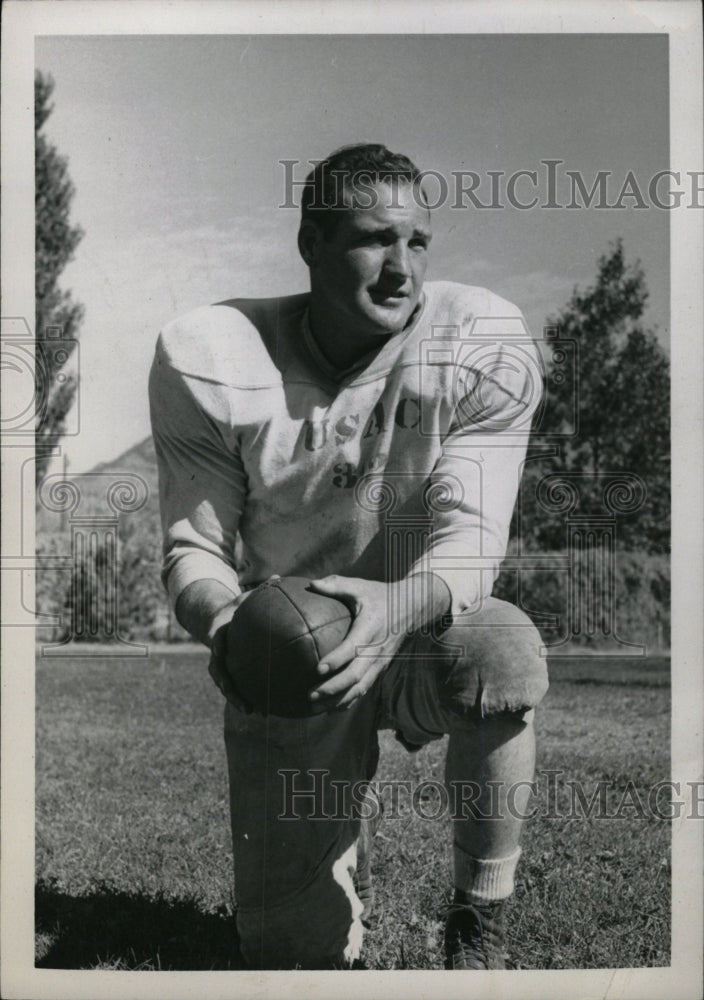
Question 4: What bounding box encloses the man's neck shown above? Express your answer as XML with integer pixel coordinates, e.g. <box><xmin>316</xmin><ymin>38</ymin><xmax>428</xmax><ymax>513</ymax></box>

<box><xmin>307</xmin><ymin>299</ymin><xmax>421</xmax><ymax>373</ymax></box>
<box><xmin>306</xmin><ymin>303</ymin><xmax>384</xmax><ymax>372</ymax></box>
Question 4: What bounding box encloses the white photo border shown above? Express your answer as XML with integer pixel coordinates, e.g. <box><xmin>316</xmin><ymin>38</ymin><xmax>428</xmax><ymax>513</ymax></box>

<box><xmin>2</xmin><ymin>2</ymin><xmax>702</xmax><ymax>998</ymax></box>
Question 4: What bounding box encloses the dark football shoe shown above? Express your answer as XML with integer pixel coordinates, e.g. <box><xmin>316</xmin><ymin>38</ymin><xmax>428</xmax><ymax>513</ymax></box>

<box><xmin>442</xmin><ymin>898</ymin><xmax>508</xmax><ymax>970</ymax></box>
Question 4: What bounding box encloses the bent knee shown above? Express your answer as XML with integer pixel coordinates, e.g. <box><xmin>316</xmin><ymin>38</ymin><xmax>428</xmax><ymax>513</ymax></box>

<box><xmin>444</xmin><ymin>598</ymin><xmax>546</xmax><ymax>672</ymax></box>
<box><xmin>439</xmin><ymin>598</ymin><xmax>549</xmax><ymax>718</ymax></box>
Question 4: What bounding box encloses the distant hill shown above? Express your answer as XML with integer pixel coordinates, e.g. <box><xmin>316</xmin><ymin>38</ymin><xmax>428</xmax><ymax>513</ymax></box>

<box><xmin>37</xmin><ymin>436</ymin><xmax>160</xmax><ymax>534</ymax></box>
<box><xmin>91</xmin><ymin>435</ymin><xmax>158</xmax><ymax>487</ymax></box>
<box><xmin>36</xmin><ymin>435</ymin><xmax>188</xmax><ymax>642</ymax></box>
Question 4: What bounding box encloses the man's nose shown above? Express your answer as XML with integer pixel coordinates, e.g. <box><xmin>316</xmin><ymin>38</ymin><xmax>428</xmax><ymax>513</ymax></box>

<box><xmin>384</xmin><ymin>242</ymin><xmax>411</xmax><ymax>279</ymax></box>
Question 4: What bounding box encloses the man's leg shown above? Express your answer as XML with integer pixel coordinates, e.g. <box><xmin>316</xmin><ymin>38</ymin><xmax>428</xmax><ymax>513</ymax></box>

<box><xmin>224</xmin><ymin>693</ymin><xmax>380</xmax><ymax>970</ymax></box>
<box><xmin>442</xmin><ymin>711</ymin><xmax>535</xmax><ymax>969</ymax></box>
<box><xmin>379</xmin><ymin>596</ymin><xmax>548</xmax><ymax>968</ymax></box>
<box><xmin>447</xmin><ymin>709</ymin><xmax>535</xmax><ymax>871</ymax></box>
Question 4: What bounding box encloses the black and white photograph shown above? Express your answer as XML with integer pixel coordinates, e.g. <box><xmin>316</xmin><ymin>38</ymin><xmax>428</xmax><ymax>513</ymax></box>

<box><xmin>1</xmin><ymin>2</ymin><xmax>702</xmax><ymax>998</ymax></box>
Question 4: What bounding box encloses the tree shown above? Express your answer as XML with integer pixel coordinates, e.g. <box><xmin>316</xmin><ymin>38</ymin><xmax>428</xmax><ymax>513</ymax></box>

<box><xmin>35</xmin><ymin>70</ymin><xmax>84</xmax><ymax>486</ymax></box>
<box><xmin>517</xmin><ymin>240</ymin><xmax>670</xmax><ymax>553</ymax></box>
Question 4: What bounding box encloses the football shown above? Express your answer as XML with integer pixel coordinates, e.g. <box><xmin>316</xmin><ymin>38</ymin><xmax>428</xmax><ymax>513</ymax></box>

<box><xmin>226</xmin><ymin>576</ymin><xmax>352</xmax><ymax>716</ymax></box>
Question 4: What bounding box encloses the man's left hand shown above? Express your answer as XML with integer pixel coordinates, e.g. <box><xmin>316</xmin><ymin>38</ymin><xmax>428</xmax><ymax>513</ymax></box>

<box><xmin>307</xmin><ymin>575</ymin><xmax>419</xmax><ymax>712</ymax></box>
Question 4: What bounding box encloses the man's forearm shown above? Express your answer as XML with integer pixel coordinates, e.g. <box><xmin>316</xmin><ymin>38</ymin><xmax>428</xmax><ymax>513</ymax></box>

<box><xmin>174</xmin><ymin>578</ymin><xmax>241</xmax><ymax>648</ymax></box>
<box><xmin>176</xmin><ymin>571</ymin><xmax>450</xmax><ymax>650</ymax></box>
<box><xmin>394</xmin><ymin>571</ymin><xmax>452</xmax><ymax>633</ymax></box>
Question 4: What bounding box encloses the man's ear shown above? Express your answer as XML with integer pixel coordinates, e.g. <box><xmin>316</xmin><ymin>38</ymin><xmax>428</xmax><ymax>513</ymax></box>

<box><xmin>298</xmin><ymin>220</ymin><xmax>323</xmax><ymax>267</ymax></box>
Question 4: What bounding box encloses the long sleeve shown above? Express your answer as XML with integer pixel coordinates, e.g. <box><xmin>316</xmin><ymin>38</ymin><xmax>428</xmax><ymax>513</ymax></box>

<box><xmin>408</xmin><ymin>321</ymin><xmax>543</xmax><ymax>616</ymax></box>
<box><xmin>148</xmin><ymin>333</ymin><xmax>246</xmax><ymax>608</ymax></box>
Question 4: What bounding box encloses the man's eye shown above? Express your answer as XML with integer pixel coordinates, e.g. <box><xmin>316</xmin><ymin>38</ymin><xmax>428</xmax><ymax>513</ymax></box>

<box><xmin>410</xmin><ymin>239</ymin><xmax>428</xmax><ymax>250</ymax></box>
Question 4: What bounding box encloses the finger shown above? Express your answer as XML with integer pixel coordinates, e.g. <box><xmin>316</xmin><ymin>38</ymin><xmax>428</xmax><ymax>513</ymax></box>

<box><xmin>319</xmin><ymin>655</ymin><xmax>389</xmax><ymax>708</ymax></box>
<box><xmin>311</xmin><ymin>678</ymin><xmax>369</xmax><ymax>713</ymax></box>
<box><xmin>309</xmin><ymin>575</ymin><xmax>361</xmax><ymax>606</ymax></box>
<box><xmin>311</xmin><ymin>689</ymin><xmax>359</xmax><ymax>713</ymax></box>
<box><xmin>333</xmin><ymin>676</ymin><xmax>370</xmax><ymax>709</ymax></box>
<box><xmin>333</xmin><ymin>688</ymin><xmax>365</xmax><ymax>711</ymax></box>
<box><xmin>316</xmin><ymin>632</ymin><xmax>368</xmax><ymax>679</ymax></box>
<box><xmin>316</xmin><ymin>636</ymin><xmax>358</xmax><ymax>675</ymax></box>
<box><xmin>316</xmin><ymin>615</ymin><xmax>376</xmax><ymax>675</ymax></box>
<box><xmin>310</xmin><ymin>664</ymin><xmax>362</xmax><ymax>702</ymax></box>
<box><xmin>323</xmin><ymin>680</ymin><xmax>369</xmax><ymax>713</ymax></box>
<box><xmin>309</xmin><ymin>699</ymin><xmax>333</xmax><ymax>715</ymax></box>
<box><xmin>311</xmin><ymin>656</ymin><xmax>373</xmax><ymax>700</ymax></box>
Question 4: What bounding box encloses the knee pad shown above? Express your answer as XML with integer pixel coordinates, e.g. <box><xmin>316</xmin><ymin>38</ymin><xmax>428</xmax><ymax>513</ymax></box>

<box><xmin>438</xmin><ymin>599</ymin><xmax>549</xmax><ymax>718</ymax></box>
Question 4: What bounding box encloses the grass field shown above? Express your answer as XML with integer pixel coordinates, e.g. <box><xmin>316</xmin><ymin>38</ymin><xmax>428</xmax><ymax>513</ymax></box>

<box><xmin>35</xmin><ymin>648</ymin><xmax>671</xmax><ymax>971</ymax></box>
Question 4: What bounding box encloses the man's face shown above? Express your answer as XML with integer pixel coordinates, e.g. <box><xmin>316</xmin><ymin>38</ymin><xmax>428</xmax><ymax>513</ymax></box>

<box><xmin>304</xmin><ymin>179</ymin><xmax>432</xmax><ymax>340</ymax></box>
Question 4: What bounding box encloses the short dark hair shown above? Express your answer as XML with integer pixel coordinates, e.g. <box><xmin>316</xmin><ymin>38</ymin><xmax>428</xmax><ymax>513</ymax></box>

<box><xmin>300</xmin><ymin>143</ymin><xmax>423</xmax><ymax>238</ymax></box>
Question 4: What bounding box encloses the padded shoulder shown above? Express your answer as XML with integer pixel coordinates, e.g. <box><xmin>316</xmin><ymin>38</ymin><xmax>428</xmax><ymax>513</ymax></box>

<box><xmin>156</xmin><ymin>293</ymin><xmax>309</xmax><ymax>388</ymax></box>
<box><xmin>422</xmin><ymin>281</ymin><xmax>542</xmax><ymax>404</ymax></box>
<box><xmin>425</xmin><ymin>281</ymin><xmax>529</xmax><ymax>337</ymax></box>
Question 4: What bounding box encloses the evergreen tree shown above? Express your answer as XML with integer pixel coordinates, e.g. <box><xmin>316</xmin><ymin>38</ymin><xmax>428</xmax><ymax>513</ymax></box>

<box><xmin>35</xmin><ymin>70</ymin><xmax>84</xmax><ymax>485</ymax></box>
<box><xmin>519</xmin><ymin>240</ymin><xmax>670</xmax><ymax>553</ymax></box>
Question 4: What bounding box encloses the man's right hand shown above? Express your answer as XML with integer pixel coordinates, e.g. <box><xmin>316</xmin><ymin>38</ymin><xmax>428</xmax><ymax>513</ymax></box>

<box><xmin>176</xmin><ymin>574</ymin><xmax>283</xmax><ymax>712</ymax></box>
<box><xmin>204</xmin><ymin>574</ymin><xmax>283</xmax><ymax>711</ymax></box>
<box><xmin>207</xmin><ymin>592</ymin><xmax>254</xmax><ymax>713</ymax></box>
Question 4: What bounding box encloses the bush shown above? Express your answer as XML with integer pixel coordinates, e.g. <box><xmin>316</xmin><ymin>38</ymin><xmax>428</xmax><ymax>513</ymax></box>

<box><xmin>35</xmin><ymin>519</ymin><xmax>189</xmax><ymax>645</ymax></box>
<box><xmin>492</xmin><ymin>547</ymin><xmax>670</xmax><ymax>651</ymax></box>
<box><xmin>118</xmin><ymin>518</ymin><xmax>189</xmax><ymax>641</ymax></box>
<box><xmin>36</xmin><ymin>536</ymin><xmax>72</xmax><ymax>645</ymax></box>
<box><xmin>36</xmin><ymin>523</ymin><xmax>669</xmax><ymax>651</ymax></box>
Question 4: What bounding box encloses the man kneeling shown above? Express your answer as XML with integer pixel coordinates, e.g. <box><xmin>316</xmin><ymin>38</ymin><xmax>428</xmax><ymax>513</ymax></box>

<box><xmin>149</xmin><ymin>143</ymin><xmax>549</xmax><ymax>969</ymax></box>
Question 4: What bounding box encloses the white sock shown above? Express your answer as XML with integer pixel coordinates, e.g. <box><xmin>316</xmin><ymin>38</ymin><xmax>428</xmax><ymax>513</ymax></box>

<box><xmin>453</xmin><ymin>844</ymin><xmax>522</xmax><ymax>903</ymax></box>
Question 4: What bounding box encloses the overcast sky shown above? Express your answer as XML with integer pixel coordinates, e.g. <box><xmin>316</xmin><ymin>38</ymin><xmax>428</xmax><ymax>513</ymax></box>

<box><xmin>35</xmin><ymin>33</ymin><xmax>669</xmax><ymax>473</ymax></box>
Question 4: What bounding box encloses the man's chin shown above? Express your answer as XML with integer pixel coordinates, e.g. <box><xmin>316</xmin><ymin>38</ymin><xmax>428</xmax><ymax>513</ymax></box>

<box><xmin>364</xmin><ymin>300</ymin><xmax>416</xmax><ymax>337</ymax></box>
